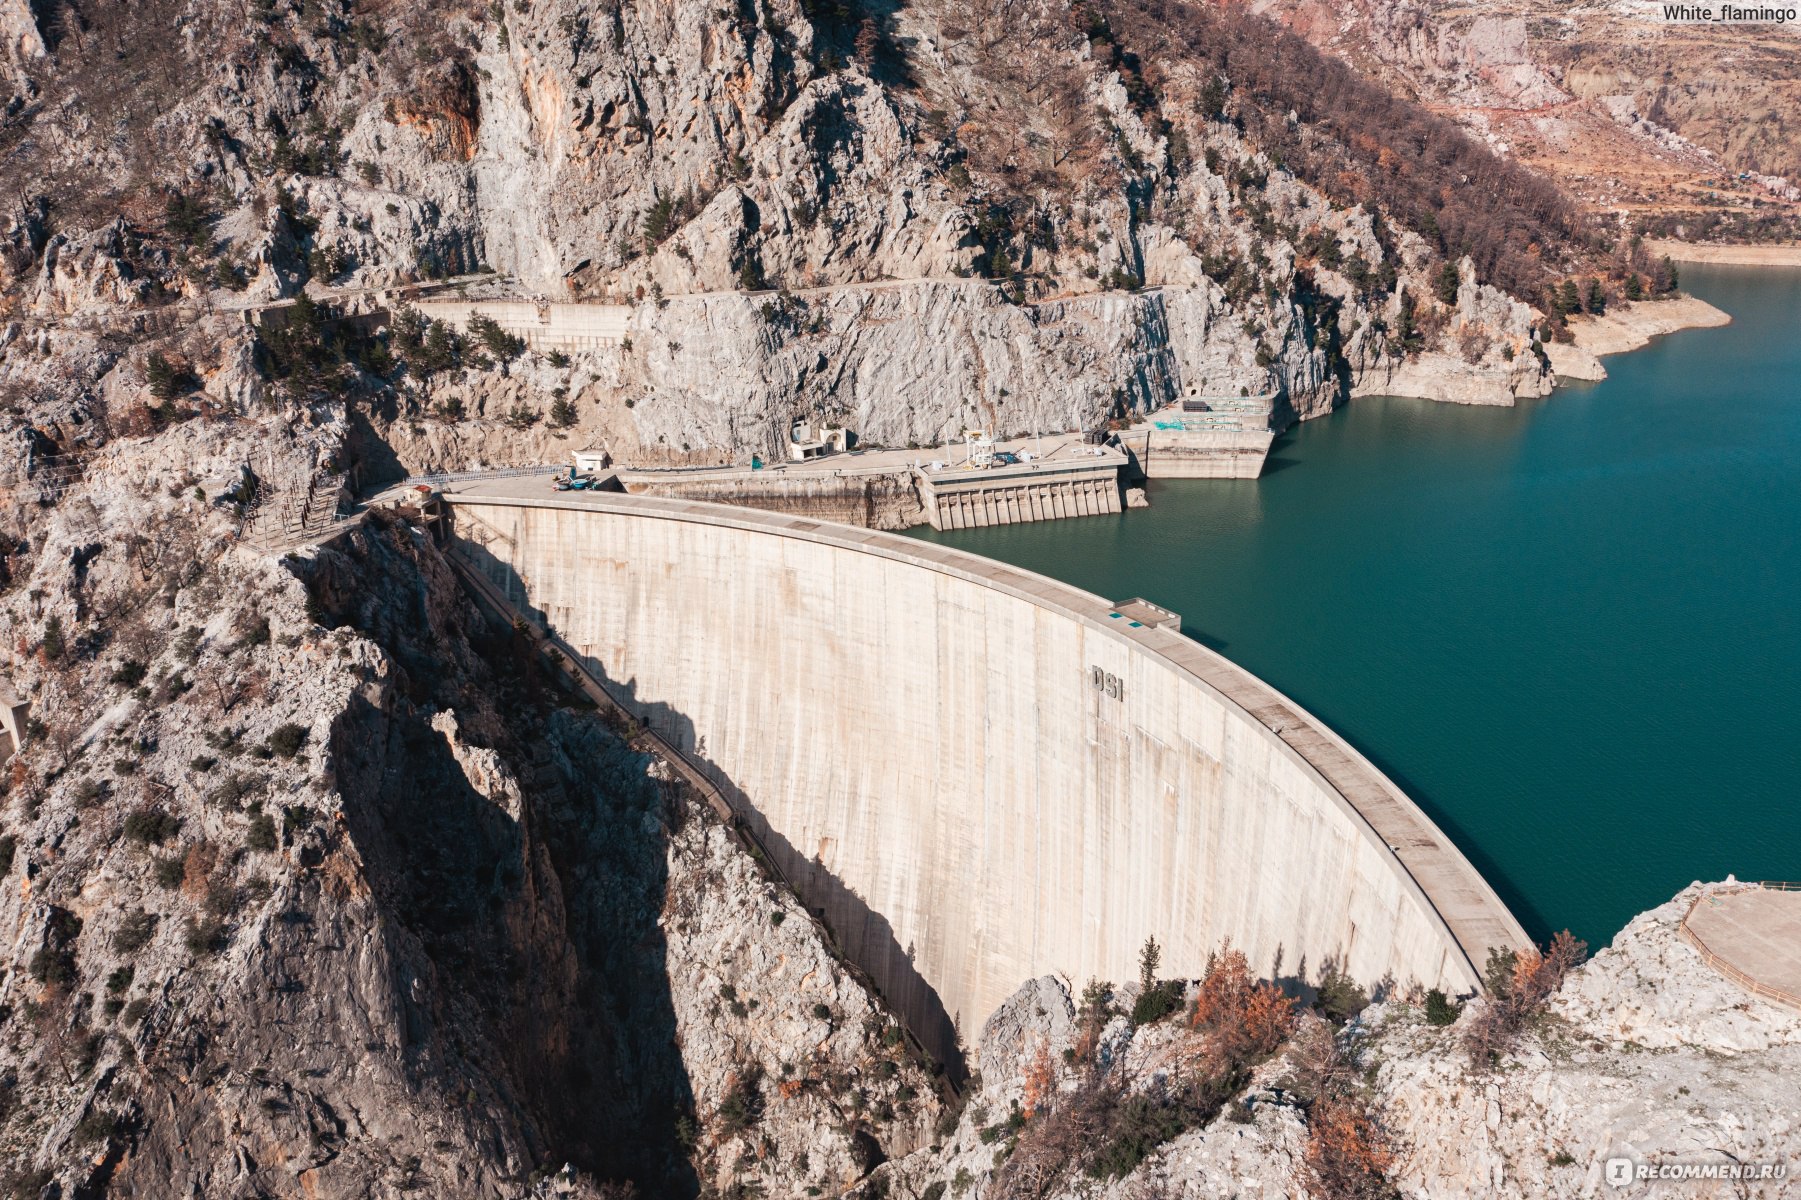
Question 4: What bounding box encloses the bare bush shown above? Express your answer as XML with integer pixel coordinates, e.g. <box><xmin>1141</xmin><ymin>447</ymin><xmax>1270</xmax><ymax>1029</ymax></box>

<box><xmin>1462</xmin><ymin>932</ymin><xmax>1587</xmax><ymax>1069</ymax></box>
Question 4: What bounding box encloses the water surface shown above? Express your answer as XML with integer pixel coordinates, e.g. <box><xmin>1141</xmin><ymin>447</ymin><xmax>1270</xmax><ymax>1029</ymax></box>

<box><xmin>914</xmin><ymin>265</ymin><xmax>1801</xmax><ymax>947</ymax></box>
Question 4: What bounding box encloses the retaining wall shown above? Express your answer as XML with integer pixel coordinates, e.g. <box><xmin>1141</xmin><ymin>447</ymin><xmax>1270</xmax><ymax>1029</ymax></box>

<box><xmin>412</xmin><ymin>299</ymin><xmax>630</xmax><ymax>351</ymax></box>
<box><xmin>444</xmin><ymin>490</ymin><xmax>1527</xmax><ymax>1063</ymax></box>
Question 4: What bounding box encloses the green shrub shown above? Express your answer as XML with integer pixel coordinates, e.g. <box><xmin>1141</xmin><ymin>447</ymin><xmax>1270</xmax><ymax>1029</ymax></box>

<box><xmin>1315</xmin><ymin>967</ymin><xmax>1369</xmax><ymax>1024</ymax></box>
<box><xmin>153</xmin><ymin>855</ymin><xmax>186</xmax><ymax>889</ymax></box>
<box><xmin>106</xmin><ymin>965</ymin><xmax>135</xmax><ymax>995</ymax></box>
<box><xmin>74</xmin><ymin>1109</ymin><xmax>120</xmax><ymax>1144</ymax></box>
<box><xmin>151</xmin><ymin>673</ymin><xmax>191</xmax><ymax>704</ymax></box>
<box><xmin>123</xmin><ymin>808</ymin><xmax>180</xmax><ymax>846</ymax></box>
<box><xmin>0</xmin><ymin>834</ymin><xmax>14</xmax><ymax>877</ymax></box>
<box><xmin>1482</xmin><ymin>947</ymin><xmax>1517</xmax><ymax>999</ymax></box>
<box><xmin>812</xmin><ymin>1003</ymin><xmax>833</xmax><ymax>1021</ymax></box>
<box><xmin>1434</xmin><ymin>260</ymin><xmax>1461</xmax><ymax>305</ymax></box>
<box><xmin>467</xmin><ymin>315</ymin><xmax>525</xmax><ymax>360</ymax></box>
<box><xmin>717</xmin><ymin>1067</ymin><xmax>763</xmax><ymax>1132</ymax></box>
<box><xmin>109</xmin><ymin>660</ymin><xmax>148</xmax><ymax>687</ymax></box>
<box><xmin>41</xmin><ymin>614</ymin><xmax>64</xmax><ymax>660</ymax></box>
<box><xmin>769</xmin><ymin>910</ymin><xmax>785</xmax><ymax>926</ymax></box>
<box><xmin>1087</xmin><ymin>1095</ymin><xmax>1185</xmax><ymax>1179</ymax></box>
<box><xmin>112</xmin><ymin>911</ymin><xmax>157</xmax><ymax>953</ymax></box>
<box><xmin>207</xmin><ymin>772</ymin><xmax>265</xmax><ymax>808</ymax></box>
<box><xmin>1424</xmin><ymin>988</ymin><xmax>1463</xmax><ymax>1027</ymax></box>
<box><xmin>246</xmin><ymin>813</ymin><xmax>278</xmax><ymax>852</ymax></box>
<box><xmin>1129</xmin><ymin>981</ymin><xmax>1182</xmax><ymax>1026</ymax></box>
<box><xmin>266</xmin><ymin>723</ymin><xmax>308</xmax><ymax>759</ymax></box>
<box><xmin>29</xmin><ymin>946</ymin><xmax>75</xmax><ymax>986</ymax></box>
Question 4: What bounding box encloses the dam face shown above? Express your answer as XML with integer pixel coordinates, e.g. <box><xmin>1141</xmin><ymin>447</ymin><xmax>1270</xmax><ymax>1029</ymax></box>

<box><xmin>443</xmin><ymin>489</ymin><xmax>1527</xmax><ymax>1062</ymax></box>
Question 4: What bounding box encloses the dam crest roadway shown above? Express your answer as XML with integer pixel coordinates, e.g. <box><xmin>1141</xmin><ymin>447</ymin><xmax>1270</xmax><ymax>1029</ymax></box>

<box><xmin>422</xmin><ymin>474</ymin><xmax>1529</xmax><ymax>1064</ymax></box>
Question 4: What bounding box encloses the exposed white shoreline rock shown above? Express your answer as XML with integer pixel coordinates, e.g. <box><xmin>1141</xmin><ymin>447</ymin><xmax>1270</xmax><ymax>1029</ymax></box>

<box><xmin>882</xmin><ymin>881</ymin><xmax>1801</xmax><ymax>1199</ymax></box>
<box><xmin>1547</xmin><ymin>294</ymin><xmax>1731</xmax><ymax>383</ymax></box>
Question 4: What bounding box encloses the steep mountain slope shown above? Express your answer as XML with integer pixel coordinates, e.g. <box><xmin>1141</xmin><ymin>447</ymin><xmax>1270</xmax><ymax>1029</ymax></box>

<box><xmin>0</xmin><ymin>439</ymin><xmax>941</xmax><ymax>1196</ymax></box>
<box><xmin>1</xmin><ymin>0</ymin><xmax>1669</xmax><ymax>480</ymax></box>
<box><xmin>1251</xmin><ymin>0</ymin><xmax>1801</xmax><ymax>243</ymax></box>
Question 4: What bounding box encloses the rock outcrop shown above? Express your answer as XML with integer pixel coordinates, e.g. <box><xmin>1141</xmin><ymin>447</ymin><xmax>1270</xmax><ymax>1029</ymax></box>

<box><xmin>872</xmin><ymin>883</ymin><xmax>1801</xmax><ymax>1199</ymax></box>
<box><xmin>2</xmin><ymin>0</ymin><xmax>1604</xmax><ymax>483</ymax></box>
<box><xmin>0</xmin><ymin>427</ymin><xmax>940</xmax><ymax>1196</ymax></box>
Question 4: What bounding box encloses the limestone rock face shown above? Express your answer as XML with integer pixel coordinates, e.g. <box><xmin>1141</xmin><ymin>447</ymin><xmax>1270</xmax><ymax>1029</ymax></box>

<box><xmin>0</xmin><ymin>423</ymin><xmax>937</xmax><ymax>1196</ymax></box>
<box><xmin>0</xmin><ymin>0</ymin><xmax>1583</xmax><ymax>484</ymax></box>
<box><xmin>877</xmin><ymin>883</ymin><xmax>1801</xmax><ymax>1200</ymax></box>
<box><xmin>1555</xmin><ymin>885</ymin><xmax>1801</xmax><ymax>1055</ymax></box>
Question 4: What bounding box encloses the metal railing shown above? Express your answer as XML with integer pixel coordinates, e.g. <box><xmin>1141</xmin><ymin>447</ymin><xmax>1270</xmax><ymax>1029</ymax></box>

<box><xmin>1677</xmin><ymin>881</ymin><xmax>1801</xmax><ymax>1012</ymax></box>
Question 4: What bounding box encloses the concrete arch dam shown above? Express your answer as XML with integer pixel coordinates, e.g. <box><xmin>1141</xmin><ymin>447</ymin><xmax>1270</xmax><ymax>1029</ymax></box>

<box><xmin>441</xmin><ymin>488</ymin><xmax>1528</xmax><ymax>1063</ymax></box>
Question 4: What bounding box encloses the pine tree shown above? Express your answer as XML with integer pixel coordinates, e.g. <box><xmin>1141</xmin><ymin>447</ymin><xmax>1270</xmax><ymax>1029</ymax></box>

<box><xmin>145</xmin><ymin>353</ymin><xmax>179</xmax><ymax>401</ymax></box>
<box><xmin>1434</xmin><ymin>260</ymin><xmax>1461</xmax><ymax>306</ymax></box>
<box><xmin>1584</xmin><ymin>278</ymin><xmax>1606</xmax><ymax>315</ymax></box>
<box><xmin>1138</xmin><ymin>935</ymin><xmax>1162</xmax><ymax>992</ymax></box>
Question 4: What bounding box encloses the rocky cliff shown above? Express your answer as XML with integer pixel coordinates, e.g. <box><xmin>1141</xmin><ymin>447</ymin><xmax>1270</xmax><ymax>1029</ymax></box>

<box><xmin>877</xmin><ymin>883</ymin><xmax>1801</xmax><ymax>1199</ymax></box>
<box><xmin>0</xmin><ymin>422</ymin><xmax>940</xmax><ymax>1196</ymax></box>
<box><xmin>1252</xmin><ymin>0</ymin><xmax>1801</xmax><ymax>245</ymax></box>
<box><xmin>1</xmin><ymin>0</ymin><xmax>1619</xmax><ymax>484</ymax></box>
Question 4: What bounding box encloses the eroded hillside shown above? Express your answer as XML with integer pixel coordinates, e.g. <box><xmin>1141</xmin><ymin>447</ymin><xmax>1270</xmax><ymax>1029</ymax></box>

<box><xmin>0</xmin><ymin>431</ymin><xmax>941</xmax><ymax>1195</ymax></box>
<box><xmin>1252</xmin><ymin>0</ymin><xmax>1801</xmax><ymax>243</ymax></box>
<box><xmin>1</xmin><ymin>0</ymin><xmax>1694</xmax><ymax>482</ymax></box>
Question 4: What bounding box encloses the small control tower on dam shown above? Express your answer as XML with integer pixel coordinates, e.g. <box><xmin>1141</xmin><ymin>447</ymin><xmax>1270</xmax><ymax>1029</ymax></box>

<box><xmin>438</xmin><ymin>485</ymin><xmax>1528</xmax><ymax>1063</ymax></box>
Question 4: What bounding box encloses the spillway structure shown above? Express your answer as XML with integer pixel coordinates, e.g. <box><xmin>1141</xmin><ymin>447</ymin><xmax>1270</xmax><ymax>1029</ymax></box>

<box><xmin>437</xmin><ymin>485</ymin><xmax>1529</xmax><ymax>1064</ymax></box>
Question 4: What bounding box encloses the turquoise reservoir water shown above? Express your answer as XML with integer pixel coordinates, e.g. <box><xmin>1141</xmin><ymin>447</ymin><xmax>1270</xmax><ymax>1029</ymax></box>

<box><xmin>913</xmin><ymin>265</ymin><xmax>1801</xmax><ymax>949</ymax></box>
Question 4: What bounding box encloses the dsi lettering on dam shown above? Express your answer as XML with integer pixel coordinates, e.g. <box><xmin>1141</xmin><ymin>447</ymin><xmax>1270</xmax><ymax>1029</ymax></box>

<box><xmin>438</xmin><ymin>484</ymin><xmax>1529</xmax><ymax>1063</ymax></box>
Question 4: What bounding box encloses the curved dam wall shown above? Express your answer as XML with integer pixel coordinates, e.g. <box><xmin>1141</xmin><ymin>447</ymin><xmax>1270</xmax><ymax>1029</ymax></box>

<box><xmin>443</xmin><ymin>489</ymin><xmax>1527</xmax><ymax>1061</ymax></box>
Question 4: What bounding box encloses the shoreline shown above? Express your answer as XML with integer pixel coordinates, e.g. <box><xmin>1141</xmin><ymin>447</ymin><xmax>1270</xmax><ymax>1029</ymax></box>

<box><xmin>1544</xmin><ymin>293</ymin><xmax>1731</xmax><ymax>384</ymax></box>
<box><xmin>1645</xmin><ymin>239</ymin><xmax>1801</xmax><ymax>267</ymax></box>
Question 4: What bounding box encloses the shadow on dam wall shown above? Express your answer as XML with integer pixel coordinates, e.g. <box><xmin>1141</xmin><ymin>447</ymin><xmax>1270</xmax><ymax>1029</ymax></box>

<box><xmin>452</xmin><ymin>534</ymin><xmax>969</xmax><ymax>1079</ymax></box>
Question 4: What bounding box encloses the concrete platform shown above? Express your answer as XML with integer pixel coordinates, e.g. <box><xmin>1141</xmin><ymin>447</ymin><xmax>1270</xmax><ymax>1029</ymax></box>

<box><xmin>1681</xmin><ymin>884</ymin><xmax>1801</xmax><ymax>1010</ymax></box>
<box><xmin>615</xmin><ymin>432</ymin><xmax>1130</xmax><ymax>530</ymax></box>
<box><xmin>1119</xmin><ymin>398</ymin><xmax>1277</xmax><ymax>479</ymax></box>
